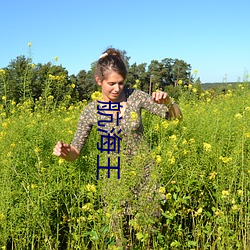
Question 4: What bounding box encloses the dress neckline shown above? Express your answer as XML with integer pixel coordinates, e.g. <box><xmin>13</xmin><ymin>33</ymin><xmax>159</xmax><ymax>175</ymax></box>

<box><xmin>98</xmin><ymin>88</ymin><xmax>131</xmax><ymax>118</ymax></box>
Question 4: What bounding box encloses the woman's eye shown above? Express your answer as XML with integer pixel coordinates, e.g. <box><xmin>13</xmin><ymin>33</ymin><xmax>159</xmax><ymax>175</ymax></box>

<box><xmin>108</xmin><ymin>82</ymin><xmax>123</xmax><ymax>86</ymax></box>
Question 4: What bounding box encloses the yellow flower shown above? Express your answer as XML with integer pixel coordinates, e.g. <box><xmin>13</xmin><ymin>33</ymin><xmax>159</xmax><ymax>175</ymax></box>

<box><xmin>181</xmin><ymin>139</ymin><xmax>187</xmax><ymax>146</ymax></box>
<box><xmin>87</xmin><ymin>215</ymin><xmax>94</xmax><ymax>221</ymax></box>
<box><xmin>219</xmin><ymin>156</ymin><xmax>232</xmax><ymax>164</ymax></box>
<box><xmin>2</xmin><ymin>122</ymin><xmax>8</xmax><ymax>128</ymax></box>
<box><xmin>169</xmin><ymin>134</ymin><xmax>177</xmax><ymax>141</ymax></box>
<box><xmin>214</xmin><ymin>209</ymin><xmax>223</xmax><ymax>216</ymax></box>
<box><xmin>154</xmin><ymin>123</ymin><xmax>159</xmax><ymax>131</ymax></box>
<box><xmin>188</xmin><ymin>84</ymin><xmax>193</xmax><ymax>89</ymax></box>
<box><xmin>193</xmin><ymin>69</ymin><xmax>198</xmax><ymax>74</ymax></box>
<box><xmin>189</xmin><ymin>138</ymin><xmax>195</xmax><ymax>144</ymax></box>
<box><xmin>71</xmin><ymin>83</ymin><xmax>76</xmax><ymax>89</ymax></box>
<box><xmin>245</xmin><ymin>106</ymin><xmax>250</xmax><ymax>112</ymax></box>
<box><xmin>2</xmin><ymin>96</ymin><xmax>6</xmax><ymax>100</ymax></box>
<box><xmin>165</xmin><ymin>193</ymin><xmax>172</xmax><ymax>199</ymax></box>
<box><xmin>222</xmin><ymin>190</ymin><xmax>230</xmax><ymax>197</ymax></box>
<box><xmin>0</xmin><ymin>213</ymin><xmax>5</xmax><ymax>221</ymax></box>
<box><xmin>0</xmin><ymin>69</ymin><xmax>6</xmax><ymax>75</ymax></box>
<box><xmin>192</xmin><ymin>88</ymin><xmax>197</xmax><ymax>93</ymax></box>
<box><xmin>234</xmin><ymin>113</ymin><xmax>242</xmax><ymax>120</ymax></box>
<box><xmin>130</xmin><ymin>171</ymin><xmax>136</xmax><ymax>176</ymax></box>
<box><xmin>168</xmin><ymin>156</ymin><xmax>175</xmax><ymax>165</ymax></box>
<box><xmin>208</xmin><ymin>171</ymin><xmax>217</xmax><ymax>180</ymax></box>
<box><xmin>245</xmin><ymin>132</ymin><xmax>250</xmax><ymax>138</ymax></box>
<box><xmin>77</xmin><ymin>216</ymin><xmax>86</xmax><ymax>223</ymax></box>
<box><xmin>135</xmin><ymin>79</ymin><xmax>140</xmax><ymax>83</ymax></box>
<box><xmin>28</xmin><ymin>42</ymin><xmax>32</xmax><ymax>47</ymax></box>
<box><xmin>91</xmin><ymin>91</ymin><xmax>103</xmax><ymax>101</ymax></box>
<box><xmin>203</xmin><ymin>142</ymin><xmax>212</xmax><ymax>152</ymax></box>
<box><xmin>86</xmin><ymin>184</ymin><xmax>96</xmax><ymax>193</ymax></box>
<box><xmin>105</xmin><ymin>212</ymin><xmax>111</xmax><ymax>218</ymax></box>
<box><xmin>48</xmin><ymin>74</ymin><xmax>55</xmax><ymax>80</ymax></box>
<box><xmin>195</xmin><ymin>207</ymin><xmax>203</xmax><ymax>216</ymax></box>
<box><xmin>130</xmin><ymin>111</ymin><xmax>138</xmax><ymax>121</ymax></box>
<box><xmin>34</xmin><ymin>147</ymin><xmax>41</xmax><ymax>153</ymax></box>
<box><xmin>81</xmin><ymin>203</ymin><xmax>93</xmax><ymax>212</ymax></box>
<box><xmin>162</xmin><ymin>120</ymin><xmax>168</xmax><ymax>128</ymax></box>
<box><xmin>48</xmin><ymin>95</ymin><xmax>54</xmax><ymax>100</ymax></box>
<box><xmin>170</xmin><ymin>119</ymin><xmax>179</xmax><ymax>126</ymax></box>
<box><xmin>58</xmin><ymin>158</ymin><xmax>65</xmax><ymax>165</ymax></box>
<box><xmin>237</xmin><ymin>189</ymin><xmax>243</xmax><ymax>196</ymax></box>
<box><xmin>232</xmin><ymin>204</ymin><xmax>239</xmax><ymax>211</ymax></box>
<box><xmin>158</xmin><ymin>186</ymin><xmax>166</xmax><ymax>194</ymax></box>
<box><xmin>54</xmin><ymin>56</ymin><xmax>58</xmax><ymax>62</ymax></box>
<box><xmin>178</xmin><ymin>79</ymin><xmax>183</xmax><ymax>85</ymax></box>
<box><xmin>133</xmin><ymin>84</ymin><xmax>138</xmax><ymax>89</ymax></box>
<box><xmin>155</xmin><ymin>155</ymin><xmax>162</xmax><ymax>164</ymax></box>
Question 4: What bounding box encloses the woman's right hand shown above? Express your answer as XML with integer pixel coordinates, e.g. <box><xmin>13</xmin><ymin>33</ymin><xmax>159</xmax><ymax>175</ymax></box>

<box><xmin>53</xmin><ymin>141</ymin><xmax>71</xmax><ymax>158</ymax></box>
<box><xmin>53</xmin><ymin>141</ymin><xmax>80</xmax><ymax>161</ymax></box>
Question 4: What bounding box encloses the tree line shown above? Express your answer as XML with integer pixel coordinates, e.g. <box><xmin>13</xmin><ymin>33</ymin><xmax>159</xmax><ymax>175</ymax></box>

<box><xmin>0</xmin><ymin>51</ymin><xmax>200</xmax><ymax>106</ymax></box>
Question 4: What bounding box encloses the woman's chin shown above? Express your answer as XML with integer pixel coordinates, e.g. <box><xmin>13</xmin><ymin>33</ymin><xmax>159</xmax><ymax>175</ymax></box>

<box><xmin>109</xmin><ymin>94</ymin><xmax>120</xmax><ymax>100</ymax></box>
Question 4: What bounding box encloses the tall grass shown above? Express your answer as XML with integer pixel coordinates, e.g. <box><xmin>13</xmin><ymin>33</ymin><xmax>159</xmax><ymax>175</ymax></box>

<box><xmin>0</xmin><ymin>83</ymin><xmax>249</xmax><ymax>249</ymax></box>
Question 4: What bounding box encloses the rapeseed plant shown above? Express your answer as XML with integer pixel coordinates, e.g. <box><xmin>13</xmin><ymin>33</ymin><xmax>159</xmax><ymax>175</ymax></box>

<box><xmin>1</xmin><ymin>78</ymin><xmax>250</xmax><ymax>249</ymax></box>
<box><xmin>219</xmin><ymin>156</ymin><xmax>233</xmax><ymax>163</ymax></box>
<box><xmin>222</xmin><ymin>190</ymin><xmax>230</xmax><ymax>197</ymax></box>
<box><xmin>203</xmin><ymin>142</ymin><xmax>212</xmax><ymax>152</ymax></box>
<box><xmin>91</xmin><ymin>91</ymin><xmax>103</xmax><ymax>101</ymax></box>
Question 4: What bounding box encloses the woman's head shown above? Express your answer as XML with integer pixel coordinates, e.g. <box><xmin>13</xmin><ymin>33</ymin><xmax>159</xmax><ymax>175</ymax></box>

<box><xmin>95</xmin><ymin>48</ymin><xmax>127</xmax><ymax>102</ymax></box>
<box><xmin>95</xmin><ymin>48</ymin><xmax>127</xmax><ymax>82</ymax></box>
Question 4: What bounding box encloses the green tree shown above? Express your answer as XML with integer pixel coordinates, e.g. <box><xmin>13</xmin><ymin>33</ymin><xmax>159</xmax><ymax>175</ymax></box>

<box><xmin>32</xmin><ymin>62</ymin><xmax>69</xmax><ymax>103</ymax></box>
<box><xmin>4</xmin><ymin>55</ymin><xmax>33</xmax><ymax>102</ymax></box>
<box><xmin>127</xmin><ymin>63</ymin><xmax>149</xmax><ymax>91</ymax></box>
<box><xmin>171</xmin><ymin>59</ymin><xmax>192</xmax><ymax>86</ymax></box>
<box><xmin>77</xmin><ymin>68</ymin><xmax>98</xmax><ymax>101</ymax></box>
<box><xmin>148</xmin><ymin>58</ymin><xmax>193</xmax><ymax>91</ymax></box>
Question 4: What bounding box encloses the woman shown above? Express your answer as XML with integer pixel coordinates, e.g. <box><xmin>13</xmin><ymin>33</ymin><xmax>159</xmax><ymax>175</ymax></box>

<box><xmin>53</xmin><ymin>48</ymin><xmax>182</xmax><ymax>246</ymax></box>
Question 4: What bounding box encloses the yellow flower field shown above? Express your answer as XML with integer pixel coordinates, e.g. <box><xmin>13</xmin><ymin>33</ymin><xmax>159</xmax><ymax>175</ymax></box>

<box><xmin>0</xmin><ymin>82</ymin><xmax>249</xmax><ymax>249</ymax></box>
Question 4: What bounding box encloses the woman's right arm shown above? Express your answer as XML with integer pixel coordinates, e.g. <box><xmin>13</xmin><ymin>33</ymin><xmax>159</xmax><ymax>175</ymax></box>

<box><xmin>53</xmin><ymin>102</ymin><xmax>95</xmax><ymax>161</ymax></box>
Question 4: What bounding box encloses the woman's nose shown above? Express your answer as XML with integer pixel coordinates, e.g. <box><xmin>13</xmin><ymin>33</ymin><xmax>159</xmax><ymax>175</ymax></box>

<box><xmin>114</xmin><ymin>84</ymin><xmax>120</xmax><ymax>92</ymax></box>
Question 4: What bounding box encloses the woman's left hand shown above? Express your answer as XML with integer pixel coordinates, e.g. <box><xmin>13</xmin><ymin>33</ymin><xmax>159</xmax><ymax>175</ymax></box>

<box><xmin>152</xmin><ymin>91</ymin><xmax>171</xmax><ymax>104</ymax></box>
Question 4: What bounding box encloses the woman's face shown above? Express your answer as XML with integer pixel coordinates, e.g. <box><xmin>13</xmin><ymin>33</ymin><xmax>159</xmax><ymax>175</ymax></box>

<box><xmin>96</xmin><ymin>71</ymin><xmax>125</xmax><ymax>102</ymax></box>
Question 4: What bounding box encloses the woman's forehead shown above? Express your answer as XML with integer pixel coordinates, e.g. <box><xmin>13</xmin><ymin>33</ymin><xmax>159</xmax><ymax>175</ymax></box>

<box><xmin>105</xmin><ymin>71</ymin><xmax>124</xmax><ymax>81</ymax></box>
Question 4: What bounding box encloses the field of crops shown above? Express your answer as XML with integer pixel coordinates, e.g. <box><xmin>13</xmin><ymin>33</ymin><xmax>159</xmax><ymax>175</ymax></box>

<box><xmin>0</xmin><ymin>83</ymin><xmax>249</xmax><ymax>249</ymax></box>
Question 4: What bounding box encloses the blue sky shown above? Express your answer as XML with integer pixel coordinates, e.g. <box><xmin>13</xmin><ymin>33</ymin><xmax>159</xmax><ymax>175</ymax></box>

<box><xmin>1</xmin><ymin>0</ymin><xmax>249</xmax><ymax>83</ymax></box>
